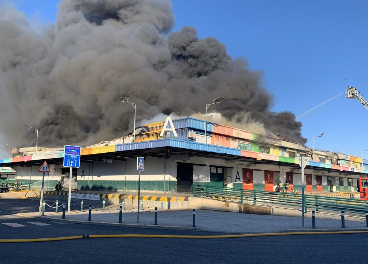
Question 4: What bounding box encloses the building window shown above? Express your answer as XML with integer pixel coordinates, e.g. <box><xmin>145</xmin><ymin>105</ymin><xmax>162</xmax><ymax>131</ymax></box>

<box><xmin>259</xmin><ymin>146</ymin><xmax>270</xmax><ymax>154</ymax></box>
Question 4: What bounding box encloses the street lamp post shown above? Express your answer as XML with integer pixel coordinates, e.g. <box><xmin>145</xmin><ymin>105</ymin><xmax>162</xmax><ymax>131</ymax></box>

<box><xmin>25</xmin><ymin>125</ymin><xmax>39</xmax><ymax>154</ymax></box>
<box><xmin>5</xmin><ymin>144</ymin><xmax>11</xmax><ymax>158</ymax></box>
<box><xmin>121</xmin><ymin>97</ymin><xmax>137</xmax><ymax>142</ymax></box>
<box><xmin>312</xmin><ymin>133</ymin><xmax>324</xmax><ymax>161</ymax></box>
<box><xmin>205</xmin><ymin>96</ymin><xmax>224</xmax><ymax>145</ymax></box>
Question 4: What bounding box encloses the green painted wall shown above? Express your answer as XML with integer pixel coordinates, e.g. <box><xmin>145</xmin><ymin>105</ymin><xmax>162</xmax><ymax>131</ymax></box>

<box><xmin>233</xmin><ymin>182</ymin><xmax>243</xmax><ymax>189</ymax></box>
<box><xmin>78</xmin><ymin>180</ymin><xmax>177</xmax><ymax>192</ymax></box>
<box><xmin>253</xmin><ymin>183</ymin><xmax>264</xmax><ymax>191</ymax></box>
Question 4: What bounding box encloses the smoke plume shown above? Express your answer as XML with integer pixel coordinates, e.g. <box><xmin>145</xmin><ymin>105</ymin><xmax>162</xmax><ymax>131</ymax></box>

<box><xmin>0</xmin><ymin>0</ymin><xmax>306</xmax><ymax>151</ymax></box>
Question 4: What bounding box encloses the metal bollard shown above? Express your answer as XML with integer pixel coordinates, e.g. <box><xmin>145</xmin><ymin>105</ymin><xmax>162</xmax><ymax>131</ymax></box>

<box><xmin>119</xmin><ymin>206</ymin><xmax>122</xmax><ymax>223</ymax></box>
<box><xmin>366</xmin><ymin>212</ymin><xmax>368</xmax><ymax>227</ymax></box>
<box><xmin>312</xmin><ymin>210</ymin><xmax>316</xmax><ymax>228</ymax></box>
<box><xmin>103</xmin><ymin>199</ymin><xmax>106</xmax><ymax>211</ymax></box>
<box><xmin>42</xmin><ymin>201</ymin><xmax>45</xmax><ymax>216</ymax></box>
<box><xmin>154</xmin><ymin>207</ymin><xmax>157</xmax><ymax>225</ymax></box>
<box><xmin>192</xmin><ymin>209</ymin><xmax>196</xmax><ymax>227</ymax></box>
<box><xmin>341</xmin><ymin>210</ymin><xmax>345</xmax><ymax>228</ymax></box>
<box><xmin>141</xmin><ymin>200</ymin><xmax>144</xmax><ymax>210</ymax></box>
<box><xmin>88</xmin><ymin>205</ymin><xmax>92</xmax><ymax>221</ymax></box>
<box><xmin>62</xmin><ymin>203</ymin><xmax>66</xmax><ymax>219</ymax></box>
<box><xmin>81</xmin><ymin>200</ymin><xmax>84</xmax><ymax>212</ymax></box>
<box><xmin>55</xmin><ymin>200</ymin><xmax>59</xmax><ymax>213</ymax></box>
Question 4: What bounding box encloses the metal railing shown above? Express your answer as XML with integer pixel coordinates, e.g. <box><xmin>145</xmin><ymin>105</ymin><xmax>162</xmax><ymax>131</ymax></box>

<box><xmin>192</xmin><ymin>184</ymin><xmax>368</xmax><ymax>214</ymax></box>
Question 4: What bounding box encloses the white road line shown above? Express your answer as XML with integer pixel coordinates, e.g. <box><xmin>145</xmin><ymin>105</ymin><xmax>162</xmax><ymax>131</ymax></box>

<box><xmin>27</xmin><ymin>222</ymin><xmax>51</xmax><ymax>226</ymax></box>
<box><xmin>50</xmin><ymin>221</ymin><xmax>69</xmax><ymax>225</ymax></box>
<box><xmin>2</xmin><ymin>223</ymin><xmax>25</xmax><ymax>227</ymax></box>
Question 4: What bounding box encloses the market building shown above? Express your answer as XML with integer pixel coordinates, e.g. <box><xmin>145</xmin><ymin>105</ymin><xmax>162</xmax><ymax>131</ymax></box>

<box><xmin>0</xmin><ymin>116</ymin><xmax>366</xmax><ymax>193</ymax></box>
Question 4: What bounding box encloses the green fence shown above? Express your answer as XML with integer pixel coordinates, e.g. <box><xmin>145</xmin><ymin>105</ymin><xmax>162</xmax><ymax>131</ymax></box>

<box><xmin>192</xmin><ymin>184</ymin><xmax>368</xmax><ymax>214</ymax></box>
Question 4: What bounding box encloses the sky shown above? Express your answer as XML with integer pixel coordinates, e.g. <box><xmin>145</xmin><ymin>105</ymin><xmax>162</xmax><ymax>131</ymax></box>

<box><xmin>1</xmin><ymin>0</ymin><xmax>368</xmax><ymax>159</ymax></box>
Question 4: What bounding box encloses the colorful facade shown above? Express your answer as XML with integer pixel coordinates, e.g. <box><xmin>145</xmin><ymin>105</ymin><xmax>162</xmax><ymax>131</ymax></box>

<box><xmin>0</xmin><ymin>117</ymin><xmax>366</xmax><ymax>193</ymax></box>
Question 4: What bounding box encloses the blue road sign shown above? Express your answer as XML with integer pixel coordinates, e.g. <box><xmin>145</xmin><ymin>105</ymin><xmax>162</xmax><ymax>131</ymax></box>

<box><xmin>63</xmin><ymin>145</ymin><xmax>81</xmax><ymax>168</ymax></box>
<box><xmin>137</xmin><ymin>157</ymin><xmax>144</xmax><ymax>171</ymax></box>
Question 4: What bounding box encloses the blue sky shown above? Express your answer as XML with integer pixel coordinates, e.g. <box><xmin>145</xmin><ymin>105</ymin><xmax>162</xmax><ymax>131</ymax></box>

<box><xmin>2</xmin><ymin>0</ymin><xmax>368</xmax><ymax>159</ymax></box>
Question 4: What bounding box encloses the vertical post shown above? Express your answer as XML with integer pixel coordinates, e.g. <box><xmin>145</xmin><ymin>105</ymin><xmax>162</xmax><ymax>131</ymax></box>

<box><xmin>137</xmin><ymin>171</ymin><xmax>141</xmax><ymax>223</ymax></box>
<box><xmin>154</xmin><ymin>207</ymin><xmax>158</xmax><ymax>225</ymax></box>
<box><xmin>341</xmin><ymin>211</ymin><xmax>345</xmax><ymax>228</ymax></box>
<box><xmin>301</xmin><ymin>157</ymin><xmax>305</xmax><ymax>227</ymax></box>
<box><xmin>39</xmin><ymin>172</ymin><xmax>45</xmax><ymax>214</ymax></box>
<box><xmin>103</xmin><ymin>199</ymin><xmax>106</xmax><ymax>211</ymax></box>
<box><xmin>35</xmin><ymin>129</ymin><xmax>38</xmax><ymax>154</ymax></box>
<box><xmin>141</xmin><ymin>199</ymin><xmax>143</xmax><ymax>211</ymax></box>
<box><xmin>164</xmin><ymin>174</ymin><xmax>166</xmax><ymax>193</ymax></box>
<box><xmin>88</xmin><ymin>205</ymin><xmax>92</xmax><ymax>221</ymax></box>
<box><xmin>205</xmin><ymin>105</ymin><xmax>208</xmax><ymax>145</ymax></box>
<box><xmin>253</xmin><ymin>189</ymin><xmax>257</xmax><ymax>204</ymax></box>
<box><xmin>55</xmin><ymin>200</ymin><xmax>59</xmax><ymax>213</ymax></box>
<box><xmin>241</xmin><ymin>189</ymin><xmax>244</xmax><ymax>205</ymax></box>
<box><xmin>119</xmin><ymin>206</ymin><xmax>122</xmax><ymax>223</ymax></box>
<box><xmin>68</xmin><ymin>167</ymin><xmax>72</xmax><ymax>213</ymax></box>
<box><xmin>192</xmin><ymin>209</ymin><xmax>196</xmax><ymax>227</ymax></box>
<box><xmin>62</xmin><ymin>203</ymin><xmax>65</xmax><ymax>219</ymax></box>
<box><xmin>315</xmin><ymin>196</ymin><xmax>319</xmax><ymax>212</ymax></box>
<box><xmin>133</xmin><ymin>104</ymin><xmax>136</xmax><ymax>142</ymax></box>
<box><xmin>81</xmin><ymin>200</ymin><xmax>84</xmax><ymax>212</ymax></box>
<box><xmin>41</xmin><ymin>201</ymin><xmax>45</xmax><ymax>216</ymax></box>
<box><xmin>366</xmin><ymin>212</ymin><xmax>368</xmax><ymax>227</ymax></box>
<box><xmin>312</xmin><ymin>210</ymin><xmax>316</xmax><ymax>228</ymax></box>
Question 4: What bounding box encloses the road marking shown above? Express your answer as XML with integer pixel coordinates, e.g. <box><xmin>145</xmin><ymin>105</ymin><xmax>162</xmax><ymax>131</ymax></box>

<box><xmin>50</xmin><ymin>221</ymin><xmax>69</xmax><ymax>225</ymax></box>
<box><xmin>2</xmin><ymin>223</ymin><xmax>25</xmax><ymax>227</ymax></box>
<box><xmin>27</xmin><ymin>222</ymin><xmax>51</xmax><ymax>226</ymax></box>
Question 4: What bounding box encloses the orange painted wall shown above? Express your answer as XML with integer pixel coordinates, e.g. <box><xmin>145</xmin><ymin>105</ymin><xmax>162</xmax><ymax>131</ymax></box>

<box><xmin>213</xmin><ymin>124</ymin><xmax>233</xmax><ymax>137</ymax></box>
<box><xmin>211</xmin><ymin>134</ymin><xmax>231</xmax><ymax>147</ymax></box>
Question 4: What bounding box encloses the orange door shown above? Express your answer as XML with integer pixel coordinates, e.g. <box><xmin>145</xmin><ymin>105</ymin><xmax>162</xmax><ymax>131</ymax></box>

<box><xmin>316</xmin><ymin>175</ymin><xmax>322</xmax><ymax>192</ymax></box>
<box><xmin>243</xmin><ymin>169</ymin><xmax>254</xmax><ymax>190</ymax></box>
<box><xmin>306</xmin><ymin>174</ymin><xmax>313</xmax><ymax>192</ymax></box>
<box><xmin>264</xmin><ymin>171</ymin><xmax>274</xmax><ymax>191</ymax></box>
<box><xmin>286</xmin><ymin>172</ymin><xmax>293</xmax><ymax>192</ymax></box>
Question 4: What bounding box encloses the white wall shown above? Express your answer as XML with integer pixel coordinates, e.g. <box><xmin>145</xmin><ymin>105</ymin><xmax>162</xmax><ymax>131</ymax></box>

<box><xmin>193</xmin><ymin>165</ymin><xmax>209</xmax><ymax>182</ymax></box>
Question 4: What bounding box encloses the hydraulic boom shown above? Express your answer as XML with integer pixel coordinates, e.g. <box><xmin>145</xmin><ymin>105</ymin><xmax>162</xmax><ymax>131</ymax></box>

<box><xmin>345</xmin><ymin>86</ymin><xmax>368</xmax><ymax>111</ymax></box>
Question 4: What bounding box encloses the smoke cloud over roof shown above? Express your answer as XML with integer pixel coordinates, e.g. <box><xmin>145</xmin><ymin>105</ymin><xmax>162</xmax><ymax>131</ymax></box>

<box><xmin>0</xmin><ymin>0</ymin><xmax>306</xmax><ymax>150</ymax></box>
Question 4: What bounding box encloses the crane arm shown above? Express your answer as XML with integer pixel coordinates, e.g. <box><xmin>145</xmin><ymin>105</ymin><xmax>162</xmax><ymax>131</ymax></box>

<box><xmin>345</xmin><ymin>86</ymin><xmax>368</xmax><ymax>111</ymax></box>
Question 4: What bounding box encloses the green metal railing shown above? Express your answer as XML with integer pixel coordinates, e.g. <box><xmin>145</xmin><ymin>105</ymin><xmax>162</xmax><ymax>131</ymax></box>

<box><xmin>192</xmin><ymin>184</ymin><xmax>368</xmax><ymax>214</ymax></box>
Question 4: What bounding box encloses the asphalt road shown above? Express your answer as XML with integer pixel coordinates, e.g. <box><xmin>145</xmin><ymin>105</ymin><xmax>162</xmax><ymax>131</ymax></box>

<box><xmin>0</xmin><ymin>198</ymin><xmax>367</xmax><ymax>263</ymax></box>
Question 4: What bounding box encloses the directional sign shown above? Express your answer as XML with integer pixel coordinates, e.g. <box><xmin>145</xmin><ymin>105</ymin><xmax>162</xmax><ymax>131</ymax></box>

<box><xmin>63</xmin><ymin>145</ymin><xmax>81</xmax><ymax>168</ymax></box>
<box><xmin>137</xmin><ymin>157</ymin><xmax>144</xmax><ymax>171</ymax></box>
<box><xmin>38</xmin><ymin>161</ymin><xmax>50</xmax><ymax>172</ymax></box>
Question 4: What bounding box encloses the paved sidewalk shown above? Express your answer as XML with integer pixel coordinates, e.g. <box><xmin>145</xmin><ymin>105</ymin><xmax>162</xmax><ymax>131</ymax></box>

<box><xmin>18</xmin><ymin>208</ymin><xmax>368</xmax><ymax>234</ymax></box>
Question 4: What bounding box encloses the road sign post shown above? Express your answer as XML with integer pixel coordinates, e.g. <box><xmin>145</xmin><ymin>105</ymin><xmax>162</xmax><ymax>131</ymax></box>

<box><xmin>137</xmin><ymin>157</ymin><xmax>144</xmax><ymax>223</ymax></box>
<box><xmin>38</xmin><ymin>161</ymin><xmax>50</xmax><ymax>214</ymax></box>
<box><xmin>63</xmin><ymin>145</ymin><xmax>81</xmax><ymax>213</ymax></box>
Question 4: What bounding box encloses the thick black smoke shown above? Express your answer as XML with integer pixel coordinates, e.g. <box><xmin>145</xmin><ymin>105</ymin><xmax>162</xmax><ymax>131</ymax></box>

<box><xmin>0</xmin><ymin>0</ymin><xmax>306</xmax><ymax>151</ymax></box>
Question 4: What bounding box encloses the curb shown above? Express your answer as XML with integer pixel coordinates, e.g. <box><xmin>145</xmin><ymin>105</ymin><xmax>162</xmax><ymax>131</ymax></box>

<box><xmin>44</xmin><ymin>191</ymin><xmax>189</xmax><ymax>202</ymax></box>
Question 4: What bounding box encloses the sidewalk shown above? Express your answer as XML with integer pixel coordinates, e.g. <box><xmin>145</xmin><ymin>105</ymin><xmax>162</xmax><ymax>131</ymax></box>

<box><xmin>19</xmin><ymin>208</ymin><xmax>368</xmax><ymax>234</ymax></box>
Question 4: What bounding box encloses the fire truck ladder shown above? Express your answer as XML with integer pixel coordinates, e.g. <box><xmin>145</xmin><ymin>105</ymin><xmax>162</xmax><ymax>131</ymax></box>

<box><xmin>345</xmin><ymin>86</ymin><xmax>368</xmax><ymax>111</ymax></box>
